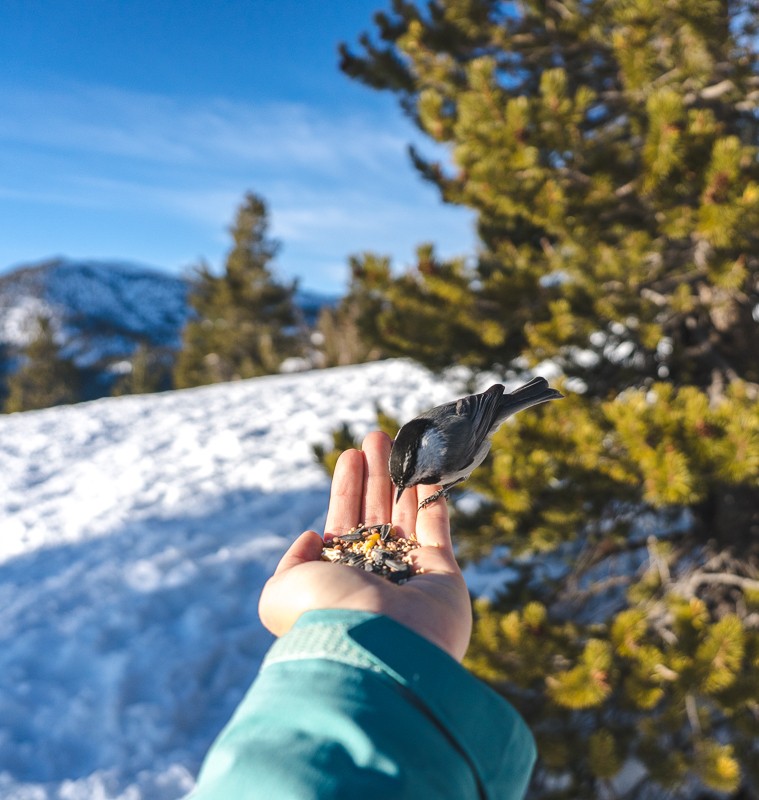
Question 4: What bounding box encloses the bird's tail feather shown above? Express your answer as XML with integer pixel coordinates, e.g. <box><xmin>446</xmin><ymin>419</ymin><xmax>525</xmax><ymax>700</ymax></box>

<box><xmin>498</xmin><ymin>376</ymin><xmax>563</xmax><ymax>419</ymax></box>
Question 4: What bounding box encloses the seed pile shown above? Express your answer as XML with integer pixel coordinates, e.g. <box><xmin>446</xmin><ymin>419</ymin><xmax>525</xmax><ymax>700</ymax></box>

<box><xmin>321</xmin><ymin>523</ymin><xmax>421</xmax><ymax>584</ymax></box>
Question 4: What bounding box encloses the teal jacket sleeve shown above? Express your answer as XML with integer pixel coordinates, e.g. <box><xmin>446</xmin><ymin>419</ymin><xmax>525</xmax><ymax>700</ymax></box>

<box><xmin>188</xmin><ymin>609</ymin><xmax>536</xmax><ymax>800</ymax></box>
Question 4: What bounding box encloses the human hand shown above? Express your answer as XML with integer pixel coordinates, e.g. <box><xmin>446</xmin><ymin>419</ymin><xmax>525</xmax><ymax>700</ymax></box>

<box><xmin>259</xmin><ymin>431</ymin><xmax>473</xmax><ymax>661</ymax></box>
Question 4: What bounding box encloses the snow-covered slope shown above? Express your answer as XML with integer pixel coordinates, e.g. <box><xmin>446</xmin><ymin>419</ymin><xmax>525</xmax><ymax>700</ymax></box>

<box><xmin>0</xmin><ymin>359</ymin><xmax>463</xmax><ymax>799</ymax></box>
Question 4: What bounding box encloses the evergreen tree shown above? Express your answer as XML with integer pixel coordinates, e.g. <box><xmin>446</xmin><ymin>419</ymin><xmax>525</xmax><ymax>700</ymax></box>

<box><xmin>313</xmin><ymin>252</ymin><xmax>396</xmax><ymax>367</ymax></box>
<box><xmin>0</xmin><ymin>341</ymin><xmax>11</xmax><ymax>409</ymax></box>
<box><xmin>339</xmin><ymin>2</ymin><xmax>759</xmax><ymax>796</ymax></box>
<box><xmin>112</xmin><ymin>343</ymin><xmax>174</xmax><ymax>396</ymax></box>
<box><xmin>4</xmin><ymin>315</ymin><xmax>82</xmax><ymax>413</ymax></box>
<box><xmin>174</xmin><ymin>192</ymin><xmax>301</xmax><ymax>388</ymax></box>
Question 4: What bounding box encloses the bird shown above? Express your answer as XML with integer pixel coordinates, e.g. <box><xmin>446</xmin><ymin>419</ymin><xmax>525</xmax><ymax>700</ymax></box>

<box><xmin>389</xmin><ymin>377</ymin><xmax>563</xmax><ymax>509</ymax></box>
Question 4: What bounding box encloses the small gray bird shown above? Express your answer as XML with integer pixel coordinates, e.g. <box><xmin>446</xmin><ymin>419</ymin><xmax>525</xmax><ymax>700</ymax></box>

<box><xmin>389</xmin><ymin>377</ymin><xmax>563</xmax><ymax>509</ymax></box>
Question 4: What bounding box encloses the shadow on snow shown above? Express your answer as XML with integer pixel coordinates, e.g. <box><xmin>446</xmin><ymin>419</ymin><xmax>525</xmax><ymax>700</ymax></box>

<box><xmin>0</xmin><ymin>484</ymin><xmax>327</xmax><ymax>787</ymax></box>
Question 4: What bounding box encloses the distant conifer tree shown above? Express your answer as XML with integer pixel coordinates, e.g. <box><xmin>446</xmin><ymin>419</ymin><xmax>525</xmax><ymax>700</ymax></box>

<box><xmin>112</xmin><ymin>343</ymin><xmax>173</xmax><ymax>396</ymax></box>
<box><xmin>313</xmin><ymin>253</ymin><xmax>391</xmax><ymax>367</ymax></box>
<box><xmin>339</xmin><ymin>1</ymin><xmax>759</xmax><ymax>796</ymax></box>
<box><xmin>4</xmin><ymin>315</ymin><xmax>82</xmax><ymax>413</ymax></box>
<box><xmin>0</xmin><ymin>341</ymin><xmax>11</xmax><ymax>409</ymax></box>
<box><xmin>174</xmin><ymin>192</ymin><xmax>301</xmax><ymax>388</ymax></box>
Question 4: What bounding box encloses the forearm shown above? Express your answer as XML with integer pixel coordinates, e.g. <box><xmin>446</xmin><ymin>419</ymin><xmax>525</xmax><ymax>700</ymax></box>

<box><xmin>188</xmin><ymin>610</ymin><xmax>535</xmax><ymax>800</ymax></box>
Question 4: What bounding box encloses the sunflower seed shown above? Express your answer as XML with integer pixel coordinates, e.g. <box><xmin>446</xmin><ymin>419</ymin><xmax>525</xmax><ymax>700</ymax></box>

<box><xmin>336</xmin><ymin>530</ymin><xmax>365</xmax><ymax>542</ymax></box>
<box><xmin>321</xmin><ymin>522</ymin><xmax>420</xmax><ymax>583</ymax></box>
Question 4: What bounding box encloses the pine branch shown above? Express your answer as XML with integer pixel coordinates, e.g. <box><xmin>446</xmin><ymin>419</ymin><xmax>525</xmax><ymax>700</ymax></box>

<box><xmin>677</xmin><ymin>572</ymin><xmax>759</xmax><ymax>597</ymax></box>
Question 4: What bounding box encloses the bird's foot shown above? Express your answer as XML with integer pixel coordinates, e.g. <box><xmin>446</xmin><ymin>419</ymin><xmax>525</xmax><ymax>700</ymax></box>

<box><xmin>418</xmin><ymin>488</ymin><xmax>449</xmax><ymax>510</ymax></box>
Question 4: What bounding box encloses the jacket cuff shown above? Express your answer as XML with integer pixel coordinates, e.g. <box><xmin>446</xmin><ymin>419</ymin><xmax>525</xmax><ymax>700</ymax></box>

<box><xmin>263</xmin><ymin>609</ymin><xmax>536</xmax><ymax>798</ymax></box>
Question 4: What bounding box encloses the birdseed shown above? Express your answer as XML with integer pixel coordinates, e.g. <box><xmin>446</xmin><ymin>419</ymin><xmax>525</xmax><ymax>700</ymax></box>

<box><xmin>321</xmin><ymin>523</ymin><xmax>421</xmax><ymax>584</ymax></box>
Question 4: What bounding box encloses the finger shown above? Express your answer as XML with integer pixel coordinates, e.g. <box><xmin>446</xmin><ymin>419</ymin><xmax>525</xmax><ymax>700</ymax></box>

<box><xmin>273</xmin><ymin>530</ymin><xmax>324</xmax><ymax>575</ymax></box>
<box><xmin>361</xmin><ymin>431</ymin><xmax>393</xmax><ymax>525</ymax></box>
<box><xmin>392</xmin><ymin>483</ymin><xmax>419</xmax><ymax>539</ymax></box>
<box><xmin>409</xmin><ymin>541</ymin><xmax>461</xmax><ymax>576</ymax></box>
<box><xmin>324</xmin><ymin>448</ymin><xmax>364</xmax><ymax>537</ymax></box>
<box><xmin>414</xmin><ymin>484</ymin><xmax>453</xmax><ymax>551</ymax></box>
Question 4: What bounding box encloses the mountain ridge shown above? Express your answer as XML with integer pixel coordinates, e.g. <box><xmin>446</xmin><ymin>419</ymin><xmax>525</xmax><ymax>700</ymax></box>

<box><xmin>0</xmin><ymin>256</ymin><xmax>338</xmax><ymax>377</ymax></box>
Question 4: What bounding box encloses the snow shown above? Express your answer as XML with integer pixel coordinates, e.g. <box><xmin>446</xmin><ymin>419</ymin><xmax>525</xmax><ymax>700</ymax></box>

<box><xmin>1</xmin><ymin>296</ymin><xmax>53</xmax><ymax>346</ymax></box>
<box><xmin>0</xmin><ymin>359</ymin><xmax>469</xmax><ymax>799</ymax></box>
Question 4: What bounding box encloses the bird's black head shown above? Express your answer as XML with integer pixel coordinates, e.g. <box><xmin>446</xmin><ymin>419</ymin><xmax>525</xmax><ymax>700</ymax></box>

<box><xmin>389</xmin><ymin>418</ymin><xmax>435</xmax><ymax>502</ymax></box>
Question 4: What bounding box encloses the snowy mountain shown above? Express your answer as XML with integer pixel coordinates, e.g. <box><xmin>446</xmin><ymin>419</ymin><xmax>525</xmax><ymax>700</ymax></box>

<box><xmin>0</xmin><ymin>258</ymin><xmax>191</xmax><ymax>367</ymax></box>
<box><xmin>0</xmin><ymin>258</ymin><xmax>338</xmax><ymax>380</ymax></box>
<box><xmin>0</xmin><ymin>359</ymin><xmax>477</xmax><ymax>799</ymax></box>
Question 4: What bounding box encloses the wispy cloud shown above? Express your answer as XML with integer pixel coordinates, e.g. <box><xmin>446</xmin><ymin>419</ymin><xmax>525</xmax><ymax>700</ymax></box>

<box><xmin>0</xmin><ymin>82</ymin><xmax>410</xmax><ymax>173</ymax></box>
<box><xmin>0</xmin><ymin>81</ymin><xmax>473</xmax><ymax>291</ymax></box>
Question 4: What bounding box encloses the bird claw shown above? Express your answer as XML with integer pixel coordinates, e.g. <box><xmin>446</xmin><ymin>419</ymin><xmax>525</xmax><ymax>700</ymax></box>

<box><xmin>417</xmin><ymin>488</ymin><xmax>448</xmax><ymax>510</ymax></box>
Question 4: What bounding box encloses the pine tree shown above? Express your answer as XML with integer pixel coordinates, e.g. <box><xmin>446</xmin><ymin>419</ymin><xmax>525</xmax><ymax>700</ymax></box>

<box><xmin>340</xmin><ymin>2</ymin><xmax>759</xmax><ymax>796</ymax></box>
<box><xmin>313</xmin><ymin>252</ymin><xmax>404</xmax><ymax>367</ymax></box>
<box><xmin>4</xmin><ymin>315</ymin><xmax>82</xmax><ymax>413</ymax></box>
<box><xmin>0</xmin><ymin>341</ymin><xmax>11</xmax><ymax>409</ymax></box>
<box><xmin>344</xmin><ymin>246</ymin><xmax>489</xmax><ymax>370</ymax></box>
<box><xmin>112</xmin><ymin>343</ymin><xmax>173</xmax><ymax>396</ymax></box>
<box><xmin>174</xmin><ymin>192</ymin><xmax>301</xmax><ymax>388</ymax></box>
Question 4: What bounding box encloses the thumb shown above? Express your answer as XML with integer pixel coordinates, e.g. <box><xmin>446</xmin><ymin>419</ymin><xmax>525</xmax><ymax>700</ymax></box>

<box><xmin>273</xmin><ymin>530</ymin><xmax>324</xmax><ymax>575</ymax></box>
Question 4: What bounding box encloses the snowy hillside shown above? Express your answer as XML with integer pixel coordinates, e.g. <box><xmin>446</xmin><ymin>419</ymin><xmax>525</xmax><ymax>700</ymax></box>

<box><xmin>0</xmin><ymin>259</ymin><xmax>190</xmax><ymax>365</ymax></box>
<box><xmin>0</xmin><ymin>359</ymin><xmax>469</xmax><ymax>799</ymax></box>
<box><xmin>0</xmin><ymin>258</ymin><xmax>337</xmax><ymax>373</ymax></box>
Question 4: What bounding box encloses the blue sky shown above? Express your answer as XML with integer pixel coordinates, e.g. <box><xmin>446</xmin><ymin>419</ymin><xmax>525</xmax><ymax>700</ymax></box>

<box><xmin>0</xmin><ymin>0</ymin><xmax>474</xmax><ymax>294</ymax></box>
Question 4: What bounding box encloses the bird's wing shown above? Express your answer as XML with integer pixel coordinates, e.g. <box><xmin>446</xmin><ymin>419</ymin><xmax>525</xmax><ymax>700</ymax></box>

<box><xmin>452</xmin><ymin>384</ymin><xmax>505</xmax><ymax>465</ymax></box>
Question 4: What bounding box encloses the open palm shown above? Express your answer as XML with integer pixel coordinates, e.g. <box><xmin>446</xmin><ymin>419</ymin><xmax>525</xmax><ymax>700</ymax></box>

<box><xmin>259</xmin><ymin>431</ymin><xmax>473</xmax><ymax>661</ymax></box>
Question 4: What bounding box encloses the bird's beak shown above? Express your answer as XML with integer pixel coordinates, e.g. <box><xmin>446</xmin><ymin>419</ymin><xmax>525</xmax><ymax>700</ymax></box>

<box><xmin>395</xmin><ymin>486</ymin><xmax>405</xmax><ymax>504</ymax></box>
